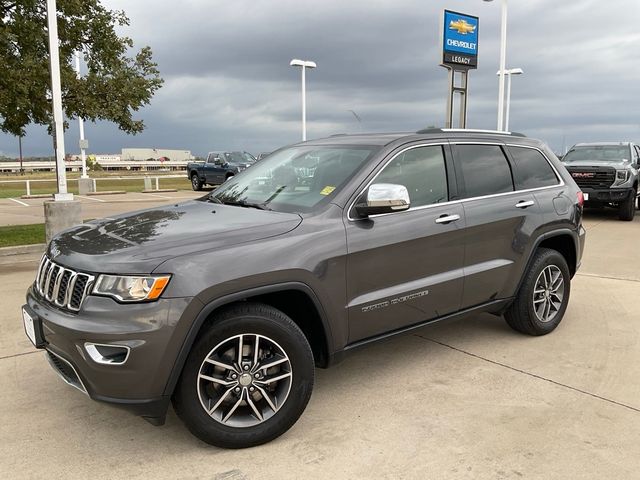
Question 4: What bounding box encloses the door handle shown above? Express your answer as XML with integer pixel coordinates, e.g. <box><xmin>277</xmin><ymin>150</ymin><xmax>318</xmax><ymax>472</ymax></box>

<box><xmin>435</xmin><ymin>214</ymin><xmax>460</xmax><ymax>224</ymax></box>
<box><xmin>515</xmin><ymin>200</ymin><xmax>535</xmax><ymax>208</ymax></box>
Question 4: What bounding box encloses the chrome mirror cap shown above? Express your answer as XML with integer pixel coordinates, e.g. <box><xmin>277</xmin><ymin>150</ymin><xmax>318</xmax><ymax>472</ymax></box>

<box><xmin>356</xmin><ymin>183</ymin><xmax>410</xmax><ymax>217</ymax></box>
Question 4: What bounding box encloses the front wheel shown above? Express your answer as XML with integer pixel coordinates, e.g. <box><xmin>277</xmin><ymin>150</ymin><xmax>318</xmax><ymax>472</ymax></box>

<box><xmin>618</xmin><ymin>189</ymin><xmax>636</xmax><ymax>221</ymax></box>
<box><xmin>191</xmin><ymin>174</ymin><xmax>203</xmax><ymax>191</ymax></box>
<box><xmin>505</xmin><ymin>248</ymin><xmax>571</xmax><ymax>336</ymax></box>
<box><xmin>173</xmin><ymin>303</ymin><xmax>315</xmax><ymax>448</ymax></box>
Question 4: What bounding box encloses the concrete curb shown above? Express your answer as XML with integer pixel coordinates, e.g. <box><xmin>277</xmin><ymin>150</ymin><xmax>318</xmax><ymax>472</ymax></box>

<box><xmin>0</xmin><ymin>243</ymin><xmax>46</xmax><ymax>257</ymax></box>
<box><xmin>86</xmin><ymin>190</ymin><xmax>126</xmax><ymax>196</ymax></box>
<box><xmin>21</xmin><ymin>194</ymin><xmax>53</xmax><ymax>199</ymax></box>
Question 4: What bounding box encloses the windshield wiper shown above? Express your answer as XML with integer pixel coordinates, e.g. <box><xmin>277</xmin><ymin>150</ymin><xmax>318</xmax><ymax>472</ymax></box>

<box><xmin>208</xmin><ymin>196</ymin><xmax>272</xmax><ymax>211</ymax></box>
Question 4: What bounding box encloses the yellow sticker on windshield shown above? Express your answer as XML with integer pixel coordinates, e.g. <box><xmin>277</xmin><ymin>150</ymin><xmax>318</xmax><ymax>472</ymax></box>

<box><xmin>320</xmin><ymin>186</ymin><xmax>336</xmax><ymax>196</ymax></box>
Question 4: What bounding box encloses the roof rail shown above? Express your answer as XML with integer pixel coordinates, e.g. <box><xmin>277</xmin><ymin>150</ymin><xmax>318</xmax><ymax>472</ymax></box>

<box><xmin>416</xmin><ymin>128</ymin><xmax>526</xmax><ymax>137</ymax></box>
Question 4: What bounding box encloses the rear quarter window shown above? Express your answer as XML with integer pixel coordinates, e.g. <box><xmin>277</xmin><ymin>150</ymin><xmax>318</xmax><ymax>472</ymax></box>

<box><xmin>508</xmin><ymin>146</ymin><xmax>559</xmax><ymax>190</ymax></box>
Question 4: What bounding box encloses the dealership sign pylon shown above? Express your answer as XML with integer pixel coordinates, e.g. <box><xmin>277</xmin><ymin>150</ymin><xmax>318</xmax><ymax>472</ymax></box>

<box><xmin>440</xmin><ymin>10</ymin><xmax>479</xmax><ymax>129</ymax></box>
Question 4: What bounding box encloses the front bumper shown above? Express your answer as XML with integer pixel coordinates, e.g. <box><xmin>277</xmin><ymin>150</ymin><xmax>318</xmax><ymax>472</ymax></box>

<box><xmin>581</xmin><ymin>187</ymin><xmax>635</xmax><ymax>204</ymax></box>
<box><xmin>25</xmin><ymin>285</ymin><xmax>197</xmax><ymax>424</ymax></box>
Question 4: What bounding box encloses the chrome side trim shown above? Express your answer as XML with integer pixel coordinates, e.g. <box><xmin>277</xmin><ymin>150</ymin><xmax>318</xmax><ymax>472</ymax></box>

<box><xmin>347</xmin><ymin>141</ymin><xmax>566</xmax><ymax>222</ymax></box>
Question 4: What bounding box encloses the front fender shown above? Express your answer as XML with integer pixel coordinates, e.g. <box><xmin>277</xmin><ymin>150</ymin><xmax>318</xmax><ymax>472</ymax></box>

<box><xmin>161</xmin><ymin>282</ymin><xmax>334</xmax><ymax>397</ymax></box>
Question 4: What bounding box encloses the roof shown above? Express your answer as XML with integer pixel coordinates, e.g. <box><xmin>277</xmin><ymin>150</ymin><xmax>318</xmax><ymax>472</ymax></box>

<box><xmin>304</xmin><ymin>128</ymin><xmax>530</xmax><ymax>148</ymax></box>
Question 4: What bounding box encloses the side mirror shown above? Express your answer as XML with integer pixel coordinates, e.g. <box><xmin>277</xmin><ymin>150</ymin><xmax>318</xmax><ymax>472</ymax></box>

<box><xmin>355</xmin><ymin>183</ymin><xmax>410</xmax><ymax>217</ymax></box>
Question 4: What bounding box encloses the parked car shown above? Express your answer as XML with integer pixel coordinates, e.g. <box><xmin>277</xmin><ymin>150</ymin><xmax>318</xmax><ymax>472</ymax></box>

<box><xmin>187</xmin><ymin>151</ymin><xmax>256</xmax><ymax>190</ymax></box>
<box><xmin>562</xmin><ymin>142</ymin><xmax>639</xmax><ymax>220</ymax></box>
<box><xmin>23</xmin><ymin>129</ymin><xmax>585</xmax><ymax>449</ymax></box>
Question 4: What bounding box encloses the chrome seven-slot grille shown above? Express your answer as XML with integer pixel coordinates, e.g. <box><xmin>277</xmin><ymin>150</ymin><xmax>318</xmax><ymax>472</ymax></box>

<box><xmin>35</xmin><ymin>255</ymin><xmax>94</xmax><ymax>312</ymax></box>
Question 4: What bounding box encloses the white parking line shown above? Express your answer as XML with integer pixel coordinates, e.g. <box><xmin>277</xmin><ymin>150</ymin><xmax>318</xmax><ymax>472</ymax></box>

<box><xmin>77</xmin><ymin>195</ymin><xmax>106</xmax><ymax>203</ymax></box>
<box><xmin>8</xmin><ymin>198</ymin><xmax>29</xmax><ymax>207</ymax></box>
<box><xmin>146</xmin><ymin>193</ymin><xmax>173</xmax><ymax>199</ymax></box>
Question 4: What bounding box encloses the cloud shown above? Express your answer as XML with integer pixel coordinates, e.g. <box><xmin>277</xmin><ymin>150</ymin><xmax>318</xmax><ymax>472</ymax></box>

<box><xmin>1</xmin><ymin>0</ymin><xmax>639</xmax><ymax>157</ymax></box>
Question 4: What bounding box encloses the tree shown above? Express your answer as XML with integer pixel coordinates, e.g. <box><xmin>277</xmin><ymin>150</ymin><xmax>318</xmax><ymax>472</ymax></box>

<box><xmin>0</xmin><ymin>0</ymin><xmax>163</xmax><ymax>137</ymax></box>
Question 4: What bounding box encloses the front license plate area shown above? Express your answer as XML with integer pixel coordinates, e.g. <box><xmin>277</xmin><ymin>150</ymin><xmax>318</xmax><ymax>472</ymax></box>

<box><xmin>22</xmin><ymin>306</ymin><xmax>46</xmax><ymax>348</ymax></box>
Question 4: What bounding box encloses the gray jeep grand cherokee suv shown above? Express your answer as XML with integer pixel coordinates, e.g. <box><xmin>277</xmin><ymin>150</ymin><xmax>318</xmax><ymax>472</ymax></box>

<box><xmin>22</xmin><ymin>129</ymin><xmax>586</xmax><ymax>448</ymax></box>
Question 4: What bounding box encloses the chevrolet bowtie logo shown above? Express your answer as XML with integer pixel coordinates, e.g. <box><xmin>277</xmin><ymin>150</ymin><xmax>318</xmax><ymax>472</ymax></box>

<box><xmin>449</xmin><ymin>19</ymin><xmax>476</xmax><ymax>35</ymax></box>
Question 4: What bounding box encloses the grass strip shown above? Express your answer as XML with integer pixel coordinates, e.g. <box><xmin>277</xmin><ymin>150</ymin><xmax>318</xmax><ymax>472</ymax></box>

<box><xmin>0</xmin><ymin>223</ymin><xmax>45</xmax><ymax>248</ymax></box>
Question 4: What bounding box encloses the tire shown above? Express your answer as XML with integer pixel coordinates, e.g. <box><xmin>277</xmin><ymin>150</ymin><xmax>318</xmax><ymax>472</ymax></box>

<box><xmin>505</xmin><ymin>248</ymin><xmax>571</xmax><ymax>336</ymax></box>
<box><xmin>225</xmin><ymin>173</ymin><xmax>234</xmax><ymax>182</ymax></box>
<box><xmin>173</xmin><ymin>303</ymin><xmax>315</xmax><ymax>449</ymax></box>
<box><xmin>618</xmin><ymin>189</ymin><xmax>636</xmax><ymax>221</ymax></box>
<box><xmin>191</xmin><ymin>173</ymin><xmax>203</xmax><ymax>191</ymax></box>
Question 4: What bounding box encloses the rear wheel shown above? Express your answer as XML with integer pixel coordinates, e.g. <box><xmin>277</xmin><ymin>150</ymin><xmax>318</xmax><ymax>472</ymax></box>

<box><xmin>173</xmin><ymin>303</ymin><xmax>314</xmax><ymax>448</ymax></box>
<box><xmin>618</xmin><ymin>188</ymin><xmax>636</xmax><ymax>221</ymax></box>
<box><xmin>505</xmin><ymin>248</ymin><xmax>571</xmax><ymax>336</ymax></box>
<box><xmin>191</xmin><ymin>174</ymin><xmax>203</xmax><ymax>191</ymax></box>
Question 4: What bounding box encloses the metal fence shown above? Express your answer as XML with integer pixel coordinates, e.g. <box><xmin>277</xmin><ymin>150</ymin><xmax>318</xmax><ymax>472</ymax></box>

<box><xmin>0</xmin><ymin>174</ymin><xmax>187</xmax><ymax>197</ymax></box>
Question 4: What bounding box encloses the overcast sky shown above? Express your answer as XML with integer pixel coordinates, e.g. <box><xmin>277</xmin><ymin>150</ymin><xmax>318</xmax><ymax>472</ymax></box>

<box><xmin>1</xmin><ymin>0</ymin><xmax>639</xmax><ymax>157</ymax></box>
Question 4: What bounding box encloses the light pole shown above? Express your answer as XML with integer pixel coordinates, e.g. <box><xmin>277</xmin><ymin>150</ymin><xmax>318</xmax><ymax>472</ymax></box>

<box><xmin>484</xmin><ymin>0</ymin><xmax>508</xmax><ymax>131</ymax></box>
<box><xmin>44</xmin><ymin>0</ymin><xmax>81</xmax><ymax>245</ymax></box>
<box><xmin>74</xmin><ymin>52</ymin><xmax>88</xmax><ymax>179</ymax></box>
<box><xmin>46</xmin><ymin>0</ymin><xmax>71</xmax><ymax>201</ymax></box>
<box><xmin>289</xmin><ymin>59</ymin><xmax>316</xmax><ymax>141</ymax></box>
<box><xmin>496</xmin><ymin>67</ymin><xmax>523</xmax><ymax>132</ymax></box>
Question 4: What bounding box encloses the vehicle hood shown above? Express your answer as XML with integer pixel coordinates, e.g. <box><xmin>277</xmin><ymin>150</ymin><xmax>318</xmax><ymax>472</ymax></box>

<box><xmin>563</xmin><ymin>160</ymin><xmax>629</xmax><ymax>170</ymax></box>
<box><xmin>47</xmin><ymin>200</ymin><xmax>302</xmax><ymax>274</ymax></box>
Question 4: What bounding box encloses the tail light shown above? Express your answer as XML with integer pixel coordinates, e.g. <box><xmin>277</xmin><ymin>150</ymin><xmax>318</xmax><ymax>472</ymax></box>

<box><xmin>577</xmin><ymin>191</ymin><xmax>584</xmax><ymax>207</ymax></box>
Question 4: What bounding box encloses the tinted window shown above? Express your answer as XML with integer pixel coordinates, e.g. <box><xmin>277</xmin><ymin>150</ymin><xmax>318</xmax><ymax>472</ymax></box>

<box><xmin>509</xmin><ymin>147</ymin><xmax>559</xmax><ymax>189</ymax></box>
<box><xmin>455</xmin><ymin>145</ymin><xmax>513</xmax><ymax>198</ymax></box>
<box><xmin>375</xmin><ymin>146</ymin><xmax>448</xmax><ymax>208</ymax></box>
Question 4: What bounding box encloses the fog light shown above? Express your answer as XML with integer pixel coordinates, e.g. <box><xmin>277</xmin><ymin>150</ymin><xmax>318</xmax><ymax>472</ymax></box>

<box><xmin>84</xmin><ymin>343</ymin><xmax>130</xmax><ymax>365</ymax></box>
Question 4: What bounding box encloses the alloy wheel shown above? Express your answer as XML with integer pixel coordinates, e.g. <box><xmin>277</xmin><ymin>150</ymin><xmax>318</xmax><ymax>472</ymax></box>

<box><xmin>197</xmin><ymin>333</ymin><xmax>293</xmax><ymax>428</ymax></box>
<box><xmin>532</xmin><ymin>265</ymin><xmax>565</xmax><ymax>323</ymax></box>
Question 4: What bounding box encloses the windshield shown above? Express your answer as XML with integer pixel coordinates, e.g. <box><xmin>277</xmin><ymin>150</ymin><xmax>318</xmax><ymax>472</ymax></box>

<box><xmin>563</xmin><ymin>145</ymin><xmax>630</xmax><ymax>163</ymax></box>
<box><xmin>224</xmin><ymin>151</ymin><xmax>256</xmax><ymax>163</ymax></box>
<box><xmin>209</xmin><ymin>145</ymin><xmax>379</xmax><ymax>213</ymax></box>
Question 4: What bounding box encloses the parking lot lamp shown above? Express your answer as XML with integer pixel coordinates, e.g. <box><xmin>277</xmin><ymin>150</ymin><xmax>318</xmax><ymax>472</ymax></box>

<box><xmin>484</xmin><ymin>0</ymin><xmax>508</xmax><ymax>131</ymax></box>
<box><xmin>46</xmin><ymin>0</ymin><xmax>71</xmax><ymax>200</ymax></box>
<box><xmin>289</xmin><ymin>59</ymin><xmax>316</xmax><ymax>141</ymax></box>
<box><xmin>44</xmin><ymin>0</ymin><xmax>81</xmax><ymax>244</ymax></box>
<box><xmin>497</xmin><ymin>67</ymin><xmax>523</xmax><ymax>132</ymax></box>
<box><xmin>74</xmin><ymin>52</ymin><xmax>88</xmax><ymax>179</ymax></box>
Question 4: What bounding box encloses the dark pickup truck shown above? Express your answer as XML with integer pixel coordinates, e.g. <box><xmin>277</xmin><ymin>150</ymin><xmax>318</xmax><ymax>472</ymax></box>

<box><xmin>187</xmin><ymin>151</ymin><xmax>256</xmax><ymax>190</ymax></box>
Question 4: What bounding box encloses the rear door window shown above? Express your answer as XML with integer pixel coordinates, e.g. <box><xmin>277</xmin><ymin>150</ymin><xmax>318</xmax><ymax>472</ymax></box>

<box><xmin>454</xmin><ymin>145</ymin><xmax>514</xmax><ymax>198</ymax></box>
<box><xmin>508</xmin><ymin>146</ymin><xmax>559</xmax><ymax>190</ymax></box>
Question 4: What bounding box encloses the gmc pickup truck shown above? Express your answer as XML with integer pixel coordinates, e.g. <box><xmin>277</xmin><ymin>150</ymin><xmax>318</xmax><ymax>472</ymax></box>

<box><xmin>187</xmin><ymin>151</ymin><xmax>256</xmax><ymax>190</ymax></box>
<box><xmin>562</xmin><ymin>142</ymin><xmax>639</xmax><ymax>220</ymax></box>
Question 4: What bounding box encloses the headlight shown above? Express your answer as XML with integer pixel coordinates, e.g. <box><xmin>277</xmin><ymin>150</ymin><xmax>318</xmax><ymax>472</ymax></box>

<box><xmin>614</xmin><ymin>170</ymin><xmax>630</xmax><ymax>185</ymax></box>
<box><xmin>93</xmin><ymin>274</ymin><xmax>171</xmax><ymax>302</ymax></box>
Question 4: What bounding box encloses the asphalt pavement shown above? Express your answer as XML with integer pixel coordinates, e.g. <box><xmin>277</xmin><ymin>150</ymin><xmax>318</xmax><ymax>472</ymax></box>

<box><xmin>0</xmin><ymin>208</ymin><xmax>638</xmax><ymax>479</ymax></box>
<box><xmin>0</xmin><ymin>190</ymin><xmax>205</xmax><ymax>226</ymax></box>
